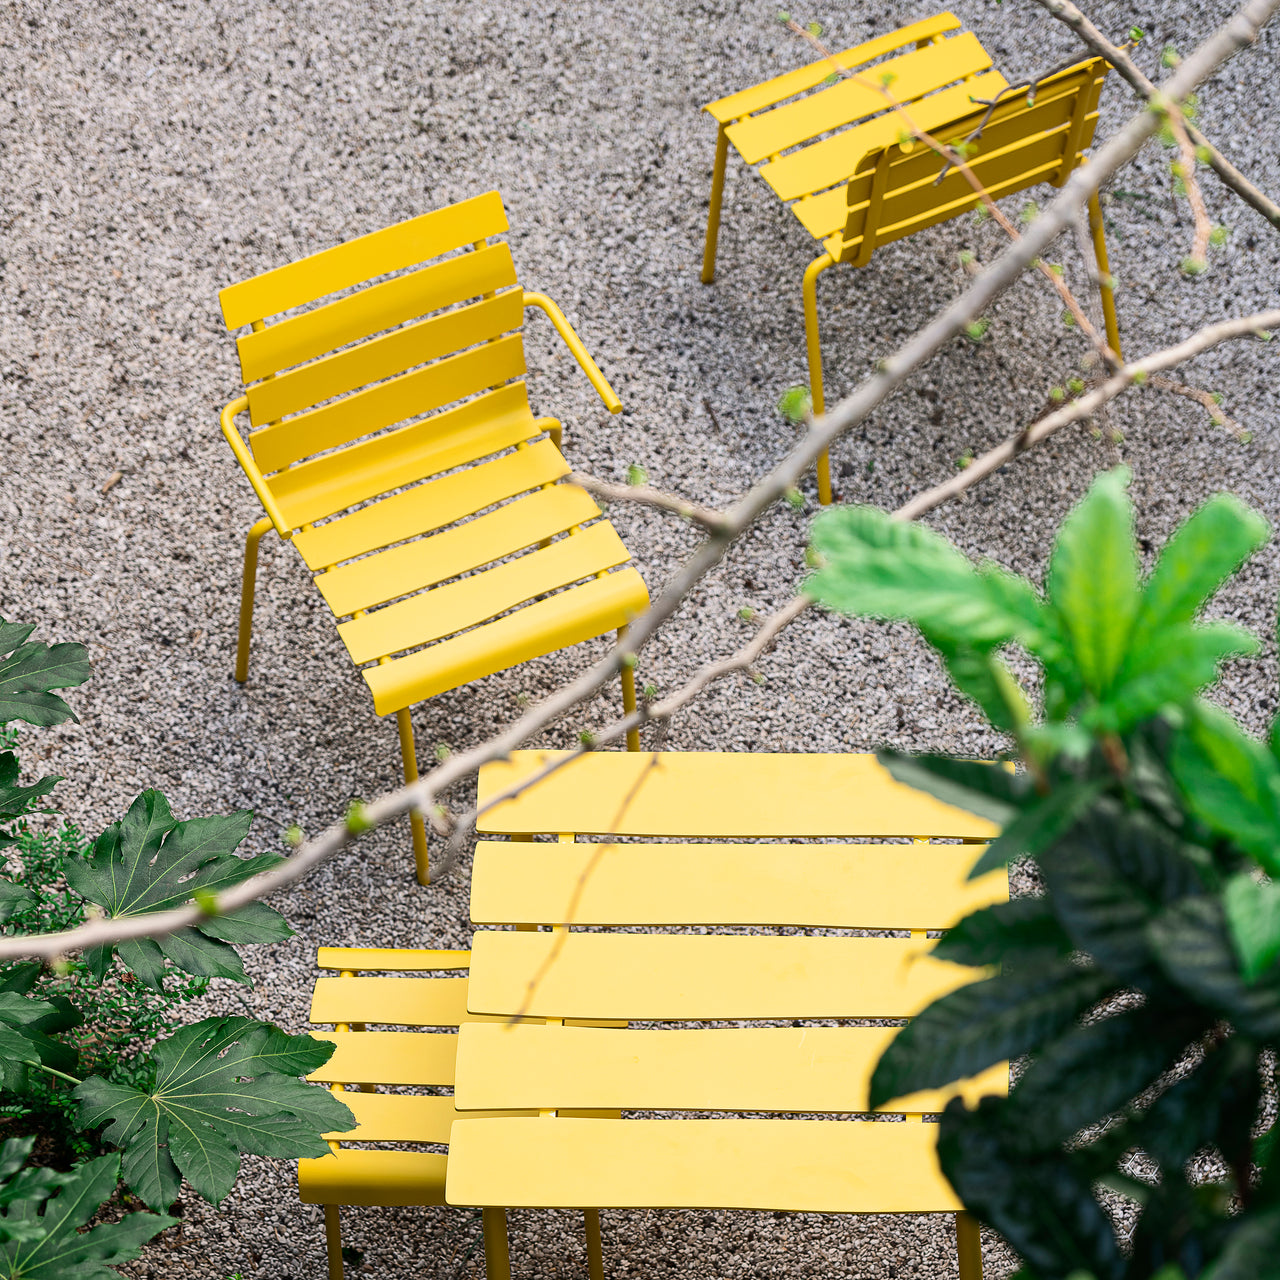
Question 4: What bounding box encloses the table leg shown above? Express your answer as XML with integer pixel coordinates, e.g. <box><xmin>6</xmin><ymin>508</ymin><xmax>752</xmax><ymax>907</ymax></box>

<box><xmin>584</xmin><ymin>1208</ymin><xmax>605</xmax><ymax>1280</ymax></box>
<box><xmin>483</xmin><ymin>1207</ymin><xmax>511</xmax><ymax>1280</ymax></box>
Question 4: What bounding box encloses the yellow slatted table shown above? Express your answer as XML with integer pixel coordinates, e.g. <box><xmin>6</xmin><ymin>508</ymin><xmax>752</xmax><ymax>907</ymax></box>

<box><xmin>447</xmin><ymin>751</ymin><xmax>1009</xmax><ymax>1280</ymax></box>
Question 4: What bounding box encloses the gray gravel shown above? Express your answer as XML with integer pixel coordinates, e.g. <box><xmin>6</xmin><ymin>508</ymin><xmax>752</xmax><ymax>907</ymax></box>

<box><xmin>1</xmin><ymin>0</ymin><xmax>1278</xmax><ymax>1276</ymax></box>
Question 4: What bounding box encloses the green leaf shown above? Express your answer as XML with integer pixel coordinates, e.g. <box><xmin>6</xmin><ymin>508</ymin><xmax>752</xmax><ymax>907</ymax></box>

<box><xmin>0</xmin><ymin>991</ymin><xmax>81</xmax><ymax>1089</ymax></box>
<box><xmin>0</xmin><ymin>750</ymin><xmax>62</xmax><ymax>827</ymax></box>
<box><xmin>1044</xmin><ymin>467</ymin><xmax>1140</xmax><ymax>698</ymax></box>
<box><xmin>0</xmin><ymin>881</ymin><xmax>33</xmax><ymax>926</ymax></box>
<box><xmin>74</xmin><ymin>1016</ymin><xmax>355</xmax><ymax>1209</ymax></box>
<box><xmin>0</xmin><ymin>1151</ymin><xmax>175</xmax><ymax>1278</ymax></box>
<box><xmin>1128</xmin><ymin>493</ymin><xmax>1269</xmax><ymax>654</ymax></box>
<box><xmin>1201</xmin><ymin>1206</ymin><xmax>1280</xmax><ymax>1280</ymax></box>
<box><xmin>63</xmin><ymin>791</ymin><xmax>291</xmax><ymax>988</ymax></box>
<box><xmin>967</xmin><ymin>777</ymin><xmax>1105</xmax><ymax>879</ymax></box>
<box><xmin>0</xmin><ymin>625</ymin><xmax>90</xmax><ymax>728</ymax></box>
<box><xmin>868</xmin><ymin>961</ymin><xmax>1112</xmax><ymax>1109</ymax></box>
<box><xmin>925</xmin><ymin>638</ymin><xmax>1031</xmax><ymax>733</ymax></box>
<box><xmin>878</xmin><ymin>752</ymin><xmax>1021</xmax><ymax>827</ymax></box>
<box><xmin>932</xmin><ymin>898</ymin><xmax>1072</xmax><ymax>967</ymax></box>
<box><xmin>1224</xmin><ymin>873</ymin><xmax>1280</xmax><ymax>980</ymax></box>
<box><xmin>776</xmin><ymin>385</ymin><xmax>811</xmax><ymax>423</ymax></box>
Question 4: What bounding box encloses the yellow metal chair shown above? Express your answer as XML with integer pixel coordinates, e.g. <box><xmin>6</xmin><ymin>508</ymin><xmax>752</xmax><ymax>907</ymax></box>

<box><xmin>700</xmin><ymin>15</ymin><xmax>1119</xmax><ymax>503</ymax></box>
<box><xmin>217</xmin><ymin>192</ymin><xmax>650</xmax><ymax>882</ymax></box>
<box><xmin>301</xmin><ymin>946</ymin><xmax>616</xmax><ymax>1280</ymax></box>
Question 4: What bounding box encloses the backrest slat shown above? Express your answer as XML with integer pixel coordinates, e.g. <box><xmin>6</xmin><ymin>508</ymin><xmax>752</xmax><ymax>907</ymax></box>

<box><xmin>247</xmin><ymin>289</ymin><xmax>523</xmax><ymax>427</ymax></box>
<box><xmin>476</xmin><ymin>751</ymin><xmax>998</xmax><ymax>838</ymax></box>
<box><xmin>219</xmin><ymin>190</ymin><xmax>508</xmax><ymax>327</ymax></box>
<box><xmin>236</xmin><ymin>241</ymin><xmax>518</xmax><ymax>384</ymax></box>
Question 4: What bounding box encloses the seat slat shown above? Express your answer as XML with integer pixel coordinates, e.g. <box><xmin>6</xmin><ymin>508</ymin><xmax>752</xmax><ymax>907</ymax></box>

<box><xmin>309</xmin><ymin>1030</ymin><xmax>459</xmax><ymax>1087</ymax></box>
<box><xmin>762</xmin><ymin>71</ymin><xmax>1009</xmax><ymax>204</ymax></box>
<box><xmin>220</xmin><ymin>191</ymin><xmax>509</xmax><ymax>328</ymax></box>
<box><xmin>270</xmin><ymin>383</ymin><xmax>538</xmax><ymax>530</ymax></box>
<box><xmin>318</xmin><ymin>484</ymin><xmax>602</xmax><ymax>617</ymax></box>
<box><xmin>251</xmin><ymin>332</ymin><xmax>527</xmax><ymax>476</ymax></box>
<box><xmin>470</xmin><ymin>841</ymin><xmax>1005</xmax><ymax>929</ymax></box>
<box><xmin>466</xmin><ymin>931</ymin><xmax>984</xmax><ymax>1021</ymax></box>
<box><xmin>322</xmin><ymin>1091</ymin><xmax>532</xmax><ymax>1144</ymax></box>
<box><xmin>476</xmin><ymin>751</ymin><xmax>999</xmax><ymax>838</ymax></box>
<box><xmin>726</xmin><ymin>34</ymin><xmax>993</xmax><ymax>166</ymax></box>
<box><xmin>454</xmin><ymin>1024</ymin><xmax>1008</xmax><ymax>1114</ymax></box>
<box><xmin>703</xmin><ymin>15</ymin><xmax>961</xmax><ymax>123</ymax></box>
<box><xmin>362</xmin><ymin>567</ymin><xmax>649</xmax><ymax>714</ymax></box>
<box><xmin>247</xmin><ymin>289</ymin><xmax>524</xmax><ymax>427</ymax></box>
<box><xmin>236</xmin><ymin>241</ymin><xmax>518</xmax><ymax>383</ymax></box>
<box><xmin>300</xmin><ymin>1149</ymin><xmax>449</xmax><ymax>1207</ymax></box>
<box><xmin>293</xmin><ymin>438</ymin><xmax>570</xmax><ymax>570</ymax></box>
<box><xmin>446</xmin><ymin>1116</ymin><xmax>963</xmax><ymax>1213</ymax></box>
<box><xmin>338</xmin><ymin>522</ymin><xmax>633</xmax><ymax>663</ymax></box>
<box><xmin>316</xmin><ymin>947</ymin><xmax>471</xmax><ymax>972</ymax></box>
<box><xmin>311</xmin><ymin>976</ymin><xmax>472</xmax><ymax>1027</ymax></box>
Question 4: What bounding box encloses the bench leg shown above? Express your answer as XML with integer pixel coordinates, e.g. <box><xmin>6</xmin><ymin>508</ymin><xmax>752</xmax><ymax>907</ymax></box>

<box><xmin>1086</xmin><ymin>192</ymin><xmax>1122</xmax><ymax>362</ymax></box>
<box><xmin>956</xmin><ymin>1211</ymin><xmax>983</xmax><ymax>1280</ymax></box>
<box><xmin>323</xmin><ymin>1204</ymin><xmax>343</xmax><ymax>1280</ymax></box>
<box><xmin>802</xmin><ymin>252</ymin><xmax>835</xmax><ymax>505</ymax></box>
<box><xmin>618</xmin><ymin>627</ymin><xmax>639</xmax><ymax>753</ymax></box>
<box><xmin>396</xmin><ymin>707</ymin><xmax>430</xmax><ymax>885</ymax></box>
<box><xmin>584</xmin><ymin>1208</ymin><xmax>605</xmax><ymax>1280</ymax></box>
<box><xmin>701</xmin><ymin>123</ymin><xmax>730</xmax><ymax>284</ymax></box>
<box><xmin>235</xmin><ymin>516</ymin><xmax>275</xmax><ymax>683</ymax></box>
<box><xmin>482</xmin><ymin>1207</ymin><xmax>511</xmax><ymax>1280</ymax></box>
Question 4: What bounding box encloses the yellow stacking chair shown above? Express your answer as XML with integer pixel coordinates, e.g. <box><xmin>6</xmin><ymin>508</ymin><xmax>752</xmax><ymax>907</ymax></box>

<box><xmin>217</xmin><ymin>193</ymin><xmax>649</xmax><ymax>882</ymax></box>
<box><xmin>302</xmin><ymin>946</ymin><xmax>617</xmax><ymax>1280</ymax></box>
<box><xmin>700</xmin><ymin>15</ymin><xmax>1119</xmax><ymax>503</ymax></box>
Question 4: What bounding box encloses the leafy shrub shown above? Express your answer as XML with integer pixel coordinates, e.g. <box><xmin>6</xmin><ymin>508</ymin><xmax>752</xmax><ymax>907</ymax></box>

<box><xmin>807</xmin><ymin>468</ymin><xmax>1280</xmax><ymax>1279</ymax></box>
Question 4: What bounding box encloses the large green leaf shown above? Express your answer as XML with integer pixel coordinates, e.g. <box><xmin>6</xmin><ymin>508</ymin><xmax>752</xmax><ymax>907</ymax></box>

<box><xmin>966</xmin><ymin>776</ymin><xmax>1106</xmax><ymax>879</ymax></box>
<box><xmin>0</xmin><ymin>750</ymin><xmax>61</xmax><ymax>829</ymax></box>
<box><xmin>1128</xmin><ymin>493</ymin><xmax>1270</xmax><ymax>656</ymax></box>
<box><xmin>868</xmin><ymin>961</ymin><xmax>1112</xmax><ymax>1109</ymax></box>
<box><xmin>1044</xmin><ymin>467</ymin><xmax>1140</xmax><ymax>699</ymax></box>
<box><xmin>0</xmin><ymin>1149</ymin><xmax>174</xmax><ymax>1279</ymax></box>
<box><xmin>0</xmin><ymin>991</ymin><xmax>81</xmax><ymax>1090</ymax></box>
<box><xmin>931</xmin><ymin>898</ymin><xmax>1072</xmax><ymax>967</ymax></box>
<box><xmin>0</xmin><ymin>623</ymin><xmax>90</xmax><ymax>728</ymax></box>
<box><xmin>74</xmin><ymin>1016</ymin><xmax>356</xmax><ymax>1210</ymax></box>
<box><xmin>63</xmin><ymin>791</ymin><xmax>291</xmax><ymax>988</ymax></box>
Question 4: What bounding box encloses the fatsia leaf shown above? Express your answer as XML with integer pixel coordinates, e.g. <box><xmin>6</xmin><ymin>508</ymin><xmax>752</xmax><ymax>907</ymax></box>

<box><xmin>0</xmin><ymin>623</ymin><xmax>90</xmax><ymax>728</ymax></box>
<box><xmin>74</xmin><ymin>1016</ymin><xmax>355</xmax><ymax>1210</ymax></box>
<box><xmin>1044</xmin><ymin>466</ymin><xmax>1140</xmax><ymax>699</ymax></box>
<box><xmin>1170</xmin><ymin>701</ymin><xmax>1280</xmax><ymax>875</ymax></box>
<box><xmin>1128</xmin><ymin>492</ymin><xmax>1270</xmax><ymax>656</ymax></box>
<box><xmin>806</xmin><ymin>506</ymin><xmax>1045</xmax><ymax>649</ymax></box>
<box><xmin>1224</xmin><ymin>872</ymin><xmax>1280</xmax><ymax>981</ymax></box>
<box><xmin>0</xmin><ymin>750</ymin><xmax>61</xmax><ymax>826</ymax></box>
<box><xmin>63</xmin><ymin>791</ymin><xmax>291</xmax><ymax>988</ymax></box>
<box><xmin>0</xmin><ymin>1151</ymin><xmax>175</xmax><ymax>1278</ymax></box>
<box><xmin>868</xmin><ymin>961</ymin><xmax>1112</xmax><ymax>1109</ymax></box>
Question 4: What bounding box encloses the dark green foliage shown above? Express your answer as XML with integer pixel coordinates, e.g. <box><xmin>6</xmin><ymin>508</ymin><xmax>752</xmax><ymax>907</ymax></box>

<box><xmin>808</xmin><ymin>469</ymin><xmax>1280</xmax><ymax>1277</ymax></box>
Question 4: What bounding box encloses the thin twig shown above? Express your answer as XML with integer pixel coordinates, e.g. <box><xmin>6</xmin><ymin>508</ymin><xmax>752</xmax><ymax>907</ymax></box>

<box><xmin>1168</xmin><ymin>110</ymin><xmax>1215</xmax><ymax>267</ymax></box>
<box><xmin>568</xmin><ymin>472</ymin><xmax>730</xmax><ymax>532</ymax></box>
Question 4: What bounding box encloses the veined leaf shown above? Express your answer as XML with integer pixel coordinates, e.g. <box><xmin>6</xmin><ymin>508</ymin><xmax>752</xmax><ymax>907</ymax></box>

<box><xmin>1044</xmin><ymin>467</ymin><xmax>1140</xmax><ymax>698</ymax></box>
<box><xmin>923</xmin><ymin>637</ymin><xmax>1032</xmax><ymax>733</ymax></box>
<box><xmin>0</xmin><ymin>622</ymin><xmax>90</xmax><ymax>729</ymax></box>
<box><xmin>0</xmin><ymin>881</ymin><xmax>33</xmax><ymax>926</ymax></box>
<box><xmin>932</xmin><ymin>897</ymin><xmax>1072</xmax><ymax>966</ymax></box>
<box><xmin>1200</xmin><ymin>1206</ymin><xmax>1280</xmax><ymax>1280</ymax></box>
<box><xmin>0</xmin><ymin>1149</ymin><xmax>174</xmax><ymax>1278</ymax></box>
<box><xmin>878</xmin><ymin>752</ymin><xmax>1022</xmax><ymax>826</ymax></box>
<box><xmin>0</xmin><ymin>991</ymin><xmax>81</xmax><ymax>1090</ymax></box>
<box><xmin>1223</xmin><ymin>873</ymin><xmax>1280</xmax><ymax>981</ymax></box>
<box><xmin>967</xmin><ymin>777</ymin><xmax>1105</xmax><ymax>879</ymax></box>
<box><xmin>74</xmin><ymin>1016</ymin><xmax>356</xmax><ymax>1210</ymax></box>
<box><xmin>63</xmin><ymin>790</ymin><xmax>291</xmax><ymax>988</ymax></box>
<box><xmin>869</xmin><ymin>961</ymin><xmax>1112</xmax><ymax>1109</ymax></box>
<box><xmin>1128</xmin><ymin>493</ymin><xmax>1270</xmax><ymax>656</ymax></box>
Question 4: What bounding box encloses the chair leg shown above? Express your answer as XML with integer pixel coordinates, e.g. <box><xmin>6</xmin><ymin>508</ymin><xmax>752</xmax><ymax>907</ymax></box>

<box><xmin>618</xmin><ymin>627</ymin><xmax>640</xmax><ymax>753</ymax></box>
<box><xmin>956</xmin><ymin>1211</ymin><xmax>983</xmax><ymax>1280</ymax></box>
<box><xmin>235</xmin><ymin>516</ymin><xmax>275</xmax><ymax>683</ymax></box>
<box><xmin>584</xmin><ymin>1208</ymin><xmax>605</xmax><ymax>1280</ymax></box>
<box><xmin>701</xmin><ymin>124</ymin><xmax>730</xmax><ymax>285</ymax></box>
<box><xmin>802</xmin><ymin>252</ymin><xmax>835</xmax><ymax>504</ymax></box>
<box><xmin>323</xmin><ymin>1204</ymin><xmax>343</xmax><ymax>1280</ymax></box>
<box><xmin>482</xmin><ymin>1207</ymin><xmax>511</xmax><ymax>1280</ymax></box>
<box><xmin>1086</xmin><ymin>191</ymin><xmax>1123</xmax><ymax>362</ymax></box>
<box><xmin>396</xmin><ymin>707</ymin><xmax>430</xmax><ymax>886</ymax></box>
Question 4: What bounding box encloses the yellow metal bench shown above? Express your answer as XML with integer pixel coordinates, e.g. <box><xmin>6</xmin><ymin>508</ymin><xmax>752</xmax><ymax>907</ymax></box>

<box><xmin>447</xmin><ymin>750</ymin><xmax>1009</xmax><ymax>1280</ymax></box>
<box><xmin>700</xmin><ymin>14</ymin><xmax>1119</xmax><ymax>502</ymax></box>
<box><xmin>218</xmin><ymin>192</ymin><xmax>650</xmax><ymax>881</ymax></box>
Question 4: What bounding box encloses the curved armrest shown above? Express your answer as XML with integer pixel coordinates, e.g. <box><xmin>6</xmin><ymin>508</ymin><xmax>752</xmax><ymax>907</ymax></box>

<box><xmin>220</xmin><ymin>397</ymin><xmax>291</xmax><ymax>536</ymax></box>
<box><xmin>523</xmin><ymin>290</ymin><xmax>622</xmax><ymax>415</ymax></box>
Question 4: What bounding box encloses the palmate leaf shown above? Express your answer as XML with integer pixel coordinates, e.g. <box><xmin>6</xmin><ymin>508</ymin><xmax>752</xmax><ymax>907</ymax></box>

<box><xmin>0</xmin><ymin>1149</ymin><xmax>174</xmax><ymax>1279</ymax></box>
<box><xmin>0</xmin><ymin>622</ymin><xmax>90</xmax><ymax>729</ymax></box>
<box><xmin>74</xmin><ymin>1016</ymin><xmax>356</xmax><ymax>1210</ymax></box>
<box><xmin>63</xmin><ymin>790</ymin><xmax>292</xmax><ymax>988</ymax></box>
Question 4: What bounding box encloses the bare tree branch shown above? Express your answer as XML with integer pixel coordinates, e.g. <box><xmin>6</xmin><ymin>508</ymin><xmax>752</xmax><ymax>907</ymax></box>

<box><xmin>3</xmin><ymin>0</ymin><xmax>1276</xmax><ymax>963</ymax></box>
<box><xmin>567</xmin><ymin>471</ymin><xmax>730</xmax><ymax>532</ymax></box>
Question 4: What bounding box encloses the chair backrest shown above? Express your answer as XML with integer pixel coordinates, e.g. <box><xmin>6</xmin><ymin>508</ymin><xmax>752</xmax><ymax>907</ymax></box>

<box><xmin>218</xmin><ymin>192</ymin><xmax>532</xmax><ymax>525</ymax></box>
<box><xmin>839</xmin><ymin>57</ymin><xmax>1109</xmax><ymax>266</ymax></box>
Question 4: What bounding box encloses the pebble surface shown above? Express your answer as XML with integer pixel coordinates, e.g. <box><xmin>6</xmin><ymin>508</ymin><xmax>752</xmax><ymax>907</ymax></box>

<box><xmin>1</xmin><ymin>0</ymin><xmax>1278</xmax><ymax>1276</ymax></box>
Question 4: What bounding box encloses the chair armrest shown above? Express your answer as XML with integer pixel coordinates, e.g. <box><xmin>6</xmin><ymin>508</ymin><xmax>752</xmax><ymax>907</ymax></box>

<box><xmin>523</xmin><ymin>291</ymin><xmax>622</xmax><ymax>415</ymax></box>
<box><xmin>220</xmin><ymin>396</ymin><xmax>291</xmax><ymax>536</ymax></box>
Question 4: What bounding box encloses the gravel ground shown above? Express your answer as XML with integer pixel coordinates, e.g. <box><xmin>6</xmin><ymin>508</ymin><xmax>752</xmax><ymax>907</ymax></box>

<box><xmin>2</xmin><ymin>0</ymin><xmax>1279</xmax><ymax>1276</ymax></box>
